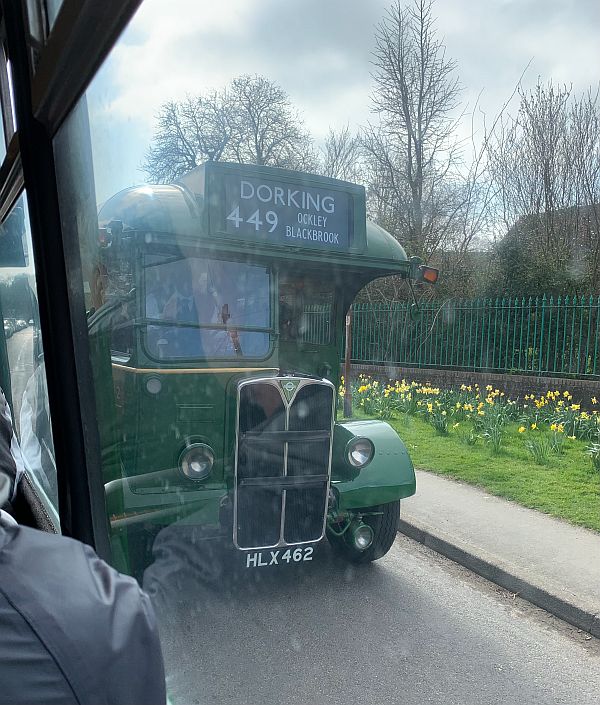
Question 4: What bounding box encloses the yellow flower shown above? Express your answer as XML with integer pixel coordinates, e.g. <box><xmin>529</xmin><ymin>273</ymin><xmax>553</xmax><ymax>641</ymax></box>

<box><xmin>452</xmin><ymin>422</ymin><xmax>460</xmax><ymax>429</ymax></box>
<box><xmin>478</xmin><ymin>410</ymin><xmax>485</xmax><ymax>416</ymax></box>
<box><xmin>550</xmin><ymin>423</ymin><xmax>557</xmax><ymax>432</ymax></box>
<box><xmin>592</xmin><ymin>397</ymin><xmax>598</xmax><ymax>405</ymax></box>
<box><xmin>570</xmin><ymin>404</ymin><xmax>580</xmax><ymax>411</ymax></box>
<box><xmin>518</xmin><ymin>426</ymin><xmax>526</xmax><ymax>433</ymax></box>
<box><xmin>557</xmin><ymin>424</ymin><xmax>564</xmax><ymax>433</ymax></box>
<box><xmin>441</xmin><ymin>410</ymin><xmax>447</xmax><ymax>416</ymax></box>
<box><xmin>563</xmin><ymin>391</ymin><xmax>570</xmax><ymax>397</ymax></box>
<box><xmin>568</xmin><ymin>435</ymin><xmax>576</xmax><ymax>440</ymax></box>
<box><xmin>486</xmin><ymin>385</ymin><xmax>493</xmax><ymax>391</ymax></box>
<box><xmin>530</xmin><ymin>423</ymin><xmax>537</xmax><ymax>430</ymax></box>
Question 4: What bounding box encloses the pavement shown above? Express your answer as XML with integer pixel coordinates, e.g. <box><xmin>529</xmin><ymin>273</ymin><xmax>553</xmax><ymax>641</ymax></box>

<box><xmin>398</xmin><ymin>469</ymin><xmax>600</xmax><ymax>637</ymax></box>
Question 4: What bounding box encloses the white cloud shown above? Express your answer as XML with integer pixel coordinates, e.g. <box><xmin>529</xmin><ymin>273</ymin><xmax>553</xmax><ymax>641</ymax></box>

<box><xmin>85</xmin><ymin>0</ymin><xmax>600</xmax><ymax>201</ymax></box>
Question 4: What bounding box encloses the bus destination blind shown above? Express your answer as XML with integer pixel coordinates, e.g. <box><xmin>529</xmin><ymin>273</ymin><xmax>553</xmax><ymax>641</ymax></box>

<box><xmin>220</xmin><ymin>173</ymin><xmax>352</xmax><ymax>250</ymax></box>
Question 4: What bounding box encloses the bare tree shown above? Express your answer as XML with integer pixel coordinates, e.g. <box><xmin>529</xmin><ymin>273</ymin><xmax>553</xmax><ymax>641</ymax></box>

<box><xmin>143</xmin><ymin>93</ymin><xmax>235</xmax><ymax>183</ymax></box>
<box><xmin>143</xmin><ymin>75</ymin><xmax>316</xmax><ymax>182</ymax></box>
<box><xmin>367</xmin><ymin>0</ymin><xmax>464</xmax><ymax>261</ymax></box>
<box><xmin>321</xmin><ymin>125</ymin><xmax>363</xmax><ymax>182</ymax></box>
<box><xmin>487</xmin><ymin>81</ymin><xmax>600</xmax><ymax>294</ymax></box>
<box><xmin>228</xmin><ymin>75</ymin><xmax>317</xmax><ymax>170</ymax></box>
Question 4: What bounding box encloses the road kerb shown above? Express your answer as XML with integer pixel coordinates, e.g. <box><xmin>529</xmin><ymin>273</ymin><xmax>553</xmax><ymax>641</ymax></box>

<box><xmin>397</xmin><ymin>518</ymin><xmax>600</xmax><ymax>639</ymax></box>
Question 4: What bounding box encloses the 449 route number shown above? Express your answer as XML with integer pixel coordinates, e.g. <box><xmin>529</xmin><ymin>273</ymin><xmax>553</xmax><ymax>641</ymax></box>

<box><xmin>227</xmin><ymin>205</ymin><xmax>278</xmax><ymax>233</ymax></box>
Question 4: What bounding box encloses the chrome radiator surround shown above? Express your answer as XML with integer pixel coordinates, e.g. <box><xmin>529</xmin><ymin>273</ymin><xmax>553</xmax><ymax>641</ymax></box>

<box><xmin>233</xmin><ymin>376</ymin><xmax>335</xmax><ymax>550</ymax></box>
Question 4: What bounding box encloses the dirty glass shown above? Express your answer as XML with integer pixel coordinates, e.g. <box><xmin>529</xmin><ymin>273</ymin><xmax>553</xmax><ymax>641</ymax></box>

<box><xmin>51</xmin><ymin>1</ymin><xmax>600</xmax><ymax>703</ymax></box>
<box><xmin>144</xmin><ymin>255</ymin><xmax>271</xmax><ymax>360</ymax></box>
<box><xmin>279</xmin><ymin>276</ymin><xmax>333</xmax><ymax>344</ymax></box>
<box><xmin>0</xmin><ymin>192</ymin><xmax>58</xmax><ymax>525</ymax></box>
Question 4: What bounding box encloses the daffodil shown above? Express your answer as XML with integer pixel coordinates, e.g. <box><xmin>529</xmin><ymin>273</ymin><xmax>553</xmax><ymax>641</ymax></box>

<box><xmin>518</xmin><ymin>426</ymin><xmax>526</xmax><ymax>433</ymax></box>
<box><xmin>531</xmin><ymin>423</ymin><xmax>537</xmax><ymax>430</ymax></box>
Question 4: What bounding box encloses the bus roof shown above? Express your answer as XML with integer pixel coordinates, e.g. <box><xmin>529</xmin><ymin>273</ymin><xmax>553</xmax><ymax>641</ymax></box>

<box><xmin>98</xmin><ymin>164</ymin><xmax>410</xmax><ymax>277</ymax></box>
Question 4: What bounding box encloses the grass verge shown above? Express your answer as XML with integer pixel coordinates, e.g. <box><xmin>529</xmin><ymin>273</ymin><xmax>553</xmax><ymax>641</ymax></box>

<box><xmin>382</xmin><ymin>414</ymin><xmax>600</xmax><ymax>532</ymax></box>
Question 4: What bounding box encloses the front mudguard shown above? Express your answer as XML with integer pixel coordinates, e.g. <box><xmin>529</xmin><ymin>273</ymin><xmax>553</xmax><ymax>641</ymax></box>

<box><xmin>331</xmin><ymin>419</ymin><xmax>416</xmax><ymax>510</ymax></box>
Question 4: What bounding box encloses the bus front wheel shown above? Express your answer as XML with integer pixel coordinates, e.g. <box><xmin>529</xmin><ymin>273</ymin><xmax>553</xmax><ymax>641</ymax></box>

<box><xmin>326</xmin><ymin>500</ymin><xmax>400</xmax><ymax>564</ymax></box>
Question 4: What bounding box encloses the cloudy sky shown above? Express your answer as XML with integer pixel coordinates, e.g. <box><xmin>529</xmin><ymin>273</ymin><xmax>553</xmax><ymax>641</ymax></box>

<box><xmin>86</xmin><ymin>0</ymin><xmax>600</xmax><ymax>203</ymax></box>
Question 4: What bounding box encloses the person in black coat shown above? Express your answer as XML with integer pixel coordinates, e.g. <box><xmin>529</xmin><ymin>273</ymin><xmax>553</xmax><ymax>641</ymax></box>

<box><xmin>0</xmin><ymin>388</ymin><xmax>167</xmax><ymax>705</ymax></box>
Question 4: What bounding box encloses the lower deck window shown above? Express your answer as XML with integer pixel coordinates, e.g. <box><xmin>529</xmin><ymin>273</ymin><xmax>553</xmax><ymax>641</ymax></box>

<box><xmin>144</xmin><ymin>255</ymin><xmax>271</xmax><ymax>360</ymax></box>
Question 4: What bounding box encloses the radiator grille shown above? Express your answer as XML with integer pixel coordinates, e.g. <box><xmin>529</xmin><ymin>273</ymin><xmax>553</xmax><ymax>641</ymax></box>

<box><xmin>234</xmin><ymin>378</ymin><xmax>334</xmax><ymax>550</ymax></box>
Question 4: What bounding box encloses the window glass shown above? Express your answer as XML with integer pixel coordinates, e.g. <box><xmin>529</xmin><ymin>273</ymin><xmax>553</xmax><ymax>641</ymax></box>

<box><xmin>45</xmin><ymin>0</ymin><xmax>63</xmax><ymax>31</ymax></box>
<box><xmin>25</xmin><ymin>0</ymin><xmax>64</xmax><ymax>39</ymax></box>
<box><xmin>0</xmin><ymin>44</ymin><xmax>13</xmax><ymax>160</ymax></box>
<box><xmin>0</xmin><ymin>110</ymin><xmax>5</xmax><ymax>164</ymax></box>
<box><xmin>5</xmin><ymin>60</ymin><xmax>17</xmax><ymax>131</ymax></box>
<box><xmin>51</xmin><ymin>1</ymin><xmax>600</xmax><ymax>703</ymax></box>
<box><xmin>279</xmin><ymin>276</ymin><xmax>333</xmax><ymax>344</ymax></box>
<box><xmin>144</xmin><ymin>254</ymin><xmax>270</xmax><ymax>360</ymax></box>
<box><xmin>0</xmin><ymin>193</ymin><xmax>58</xmax><ymax>526</ymax></box>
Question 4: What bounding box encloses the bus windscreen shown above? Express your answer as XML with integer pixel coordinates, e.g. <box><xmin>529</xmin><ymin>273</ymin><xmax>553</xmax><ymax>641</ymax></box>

<box><xmin>144</xmin><ymin>254</ymin><xmax>271</xmax><ymax>360</ymax></box>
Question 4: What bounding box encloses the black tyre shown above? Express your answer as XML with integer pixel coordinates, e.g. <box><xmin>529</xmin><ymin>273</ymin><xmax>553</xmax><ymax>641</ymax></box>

<box><xmin>326</xmin><ymin>500</ymin><xmax>400</xmax><ymax>564</ymax></box>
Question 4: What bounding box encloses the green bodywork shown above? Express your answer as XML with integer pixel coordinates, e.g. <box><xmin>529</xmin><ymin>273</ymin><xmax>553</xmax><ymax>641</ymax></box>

<box><xmin>90</xmin><ymin>162</ymin><xmax>416</xmax><ymax>573</ymax></box>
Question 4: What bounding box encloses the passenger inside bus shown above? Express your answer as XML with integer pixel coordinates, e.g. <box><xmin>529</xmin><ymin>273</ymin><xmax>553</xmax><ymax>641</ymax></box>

<box><xmin>144</xmin><ymin>254</ymin><xmax>270</xmax><ymax>359</ymax></box>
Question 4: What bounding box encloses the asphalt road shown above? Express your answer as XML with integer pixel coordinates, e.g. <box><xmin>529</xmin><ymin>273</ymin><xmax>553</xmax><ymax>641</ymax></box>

<box><xmin>6</xmin><ymin>326</ymin><xmax>34</xmax><ymax>430</ymax></box>
<box><xmin>6</xmin><ymin>327</ymin><xmax>600</xmax><ymax>702</ymax></box>
<box><xmin>147</xmin><ymin>533</ymin><xmax>600</xmax><ymax>705</ymax></box>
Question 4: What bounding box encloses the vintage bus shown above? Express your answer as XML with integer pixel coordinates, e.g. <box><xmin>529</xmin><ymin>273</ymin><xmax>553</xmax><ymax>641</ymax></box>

<box><xmin>89</xmin><ymin>161</ymin><xmax>435</xmax><ymax>575</ymax></box>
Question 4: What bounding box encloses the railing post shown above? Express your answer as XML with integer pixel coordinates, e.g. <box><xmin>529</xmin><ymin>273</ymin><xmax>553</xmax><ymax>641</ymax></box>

<box><xmin>569</xmin><ymin>295</ymin><xmax>577</xmax><ymax>373</ymax></box>
<box><xmin>545</xmin><ymin>295</ymin><xmax>553</xmax><ymax>373</ymax></box>
<box><xmin>538</xmin><ymin>294</ymin><xmax>547</xmax><ymax>374</ymax></box>
<box><xmin>344</xmin><ymin>307</ymin><xmax>353</xmax><ymax>417</ymax></box>
<box><xmin>594</xmin><ymin>296</ymin><xmax>600</xmax><ymax>377</ymax></box>
<box><xmin>553</xmin><ymin>295</ymin><xmax>562</xmax><ymax>373</ymax></box>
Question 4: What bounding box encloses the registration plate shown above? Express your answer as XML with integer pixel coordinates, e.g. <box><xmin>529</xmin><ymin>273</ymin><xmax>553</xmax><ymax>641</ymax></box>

<box><xmin>244</xmin><ymin>546</ymin><xmax>314</xmax><ymax>568</ymax></box>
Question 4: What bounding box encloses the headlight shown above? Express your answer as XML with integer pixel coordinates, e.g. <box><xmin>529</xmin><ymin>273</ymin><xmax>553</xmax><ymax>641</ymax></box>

<box><xmin>346</xmin><ymin>437</ymin><xmax>374</xmax><ymax>468</ymax></box>
<box><xmin>179</xmin><ymin>443</ymin><xmax>214</xmax><ymax>481</ymax></box>
<box><xmin>351</xmin><ymin>521</ymin><xmax>374</xmax><ymax>550</ymax></box>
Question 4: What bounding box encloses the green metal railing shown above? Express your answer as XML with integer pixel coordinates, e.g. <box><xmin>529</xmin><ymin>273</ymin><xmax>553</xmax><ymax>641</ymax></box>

<box><xmin>346</xmin><ymin>296</ymin><xmax>600</xmax><ymax>378</ymax></box>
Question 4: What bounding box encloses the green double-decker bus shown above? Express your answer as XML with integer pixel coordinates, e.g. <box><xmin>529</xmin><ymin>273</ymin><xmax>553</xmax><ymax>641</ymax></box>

<box><xmin>89</xmin><ymin>161</ymin><xmax>432</xmax><ymax>575</ymax></box>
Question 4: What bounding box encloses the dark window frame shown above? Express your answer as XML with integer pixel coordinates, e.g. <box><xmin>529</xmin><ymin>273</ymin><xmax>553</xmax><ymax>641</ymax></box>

<box><xmin>0</xmin><ymin>0</ymin><xmax>142</xmax><ymax>557</ymax></box>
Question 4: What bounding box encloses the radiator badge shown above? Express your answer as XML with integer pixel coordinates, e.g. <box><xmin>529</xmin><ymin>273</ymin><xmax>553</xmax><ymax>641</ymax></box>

<box><xmin>281</xmin><ymin>379</ymin><xmax>300</xmax><ymax>402</ymax></box>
